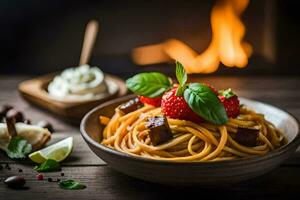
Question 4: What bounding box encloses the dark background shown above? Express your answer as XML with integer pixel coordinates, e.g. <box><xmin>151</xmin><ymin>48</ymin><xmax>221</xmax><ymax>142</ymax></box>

<box><xmin>0</xmin><ymin>0</ymin><xmax>299</xmax><ymax>77</ymax></box>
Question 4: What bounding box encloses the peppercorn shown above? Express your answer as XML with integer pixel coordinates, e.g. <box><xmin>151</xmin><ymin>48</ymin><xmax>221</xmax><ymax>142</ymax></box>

<box><xmin>4</xmin><ymin>176</ymin><xmax>26</xmax><ymax>189</ymax></box>
<box><xmin>37</xmin><ymin>174</ymin><xmax>44</xmax><ymax>181</ymax></box>
<box><xmin>5</xmin><ymin>163</ymin><xmax>11</xmax><ymax>170</ymax></box>
<box><xmin>24</xmin><ymin>119</ymin><xmax>31</xmax><ymax>124</ymax></box>
<box><xmin>36</xmin><ymin>120</ymin><xmax>54</xmax><ymax>133</ymax></box>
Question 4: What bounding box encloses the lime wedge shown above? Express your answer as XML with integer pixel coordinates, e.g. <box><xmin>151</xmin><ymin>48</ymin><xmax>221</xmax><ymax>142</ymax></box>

<box><xmin>29</xmin><ymin>137</ymin><xmax>73</xmax><ymax>163</ymax></box>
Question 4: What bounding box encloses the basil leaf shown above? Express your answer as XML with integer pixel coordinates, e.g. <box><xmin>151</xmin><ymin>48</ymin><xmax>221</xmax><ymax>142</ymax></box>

<box><xmin>59</xmin><ymin>180</ymin><xmax>86</xmax><ymax>190</ymax></box>
<box><xmin>175</xmin><ymin>61</ymin><xmax>187</xmax><ymax>96</ymax></box>
<box><xmin>6</xmin><ymin>136</ymin><xmax>32</xmax><ymax>159</ymax></box>
<box><xmin>184</xmin><ymin>83</ymin><xmax>228</xmax><ymax>125</ymax></box>
<box><xmin>175</xmin><ymin>86</ymin><xmax>185</xmax><ymax>96</ymax></box>
<box><xmin>126</xmin><ymin>72</ymin><xmax>172</xmax><ymax>98</ymax></box>
<box><xmin>34</xmin><ymin>159</ymin><xmax>61</xmax><ymax>172</ymax></box>
<box><xmin>176</xmin><ymin>61</ymin><xmax>187</xmax><ymax>87</ymax></box>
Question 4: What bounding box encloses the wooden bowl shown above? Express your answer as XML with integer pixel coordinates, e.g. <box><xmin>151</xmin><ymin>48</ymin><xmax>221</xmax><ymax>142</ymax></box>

<box><xmin>19</xmin><ymin>73</ymin><xmax>127</xmax><ymax>122</ymax></box>
<box><xmin>80</xmin><ymin>95</ymin><xmax>300</xmax><ymax>185</ymax></box>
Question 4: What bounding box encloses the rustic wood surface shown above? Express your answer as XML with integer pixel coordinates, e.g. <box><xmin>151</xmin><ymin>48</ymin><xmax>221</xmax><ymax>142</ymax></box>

<box><xmin>1</xmin><ymin>75</ymin><xmax>300</xmax><ymax>200</ymax></box>
<box><xmin>18</xmin><ymin>73</ymin><xmax>127</xmax><ymax>122</ymax></box>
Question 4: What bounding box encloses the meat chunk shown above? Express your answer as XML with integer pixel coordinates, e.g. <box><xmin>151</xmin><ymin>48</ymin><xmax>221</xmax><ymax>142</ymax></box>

<box><xmin>118</xmin><ymin>98</ymin><xmax>144</xmax><ymax>115</ymax></box>
<box><xmin>146</xmin><ymin>115</ymin><xmax>173</xmax><ymax>146</ymax></box>
<box><xmin>235</xmin><ymin>127</ymin><xmax>259</xmax><ymax>147</ymax></box>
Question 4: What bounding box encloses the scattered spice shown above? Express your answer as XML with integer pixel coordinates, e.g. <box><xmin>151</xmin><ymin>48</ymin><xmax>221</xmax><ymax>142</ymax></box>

<box><xmin>36</xmin><ymin>120</ymin><xmax>54</xmax><ymax>133</ymax></box>
<box><xmin>36</xmin><ymin>174</ymin><xmax>44</xmax><ymax>181</ymax></box>
<box><xmin>18</xmin><ymin>169</ymin><xmax>23</xmax><ymax>173</ymax></box>
<box><xmin>5</xmin><ymin>163</ymin><xmax>11</xmax><ymax>170</ymax></box>
<box><xmin>4</xmin><ymin>176</ymin><xmax>26</xmax><ymax>189</ymax></box>
<box><xmin>24</xmin><ymin>119</ymin><xmax>31</xmax><ymax>124</ymax></box>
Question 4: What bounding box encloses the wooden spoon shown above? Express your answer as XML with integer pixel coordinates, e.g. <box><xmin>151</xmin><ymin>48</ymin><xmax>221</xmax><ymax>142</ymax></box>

<box><xmin>79</xmin><ymin>20</ymin><xmax>99</xmax><ymax>65</ymax></box>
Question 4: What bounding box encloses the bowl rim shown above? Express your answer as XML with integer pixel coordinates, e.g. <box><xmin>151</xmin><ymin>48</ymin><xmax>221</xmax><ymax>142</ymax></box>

<box><xmin>80</xmin><ymin>95</ymin><xmax>300</xmax><ymax>166</ymax></box>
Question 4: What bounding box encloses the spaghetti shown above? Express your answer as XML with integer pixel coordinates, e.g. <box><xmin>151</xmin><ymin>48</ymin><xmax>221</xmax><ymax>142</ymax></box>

<box><xmin>100</xmin><ymin>103</ymin><xmax>286</xmax><ymax>162</ymax></box>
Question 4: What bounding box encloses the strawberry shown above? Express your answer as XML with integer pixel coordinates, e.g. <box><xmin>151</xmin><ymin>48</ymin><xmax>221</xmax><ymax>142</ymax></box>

<box><xmin>161</xmin><ymin>87</ymin><xmax>203</xmax><ymax>123</ymax></box>
<box><xmin>139</xmin><ymin>96</ymin><xmax>162</xmax><ymax>107</ymax></box>
<box><xmin>126</xmin><ymin>61</ymin><xmax>230</xmax><ymax>125</ymax></box>
<box><xmin>202</xmin><ymin>83</ymin><xmax>218</xmax><ymax>95</ymax></box>
<box><xmin>218</xmin><ymin>88</ymin><xmax>240</xmax><ymax>118</ymax></box>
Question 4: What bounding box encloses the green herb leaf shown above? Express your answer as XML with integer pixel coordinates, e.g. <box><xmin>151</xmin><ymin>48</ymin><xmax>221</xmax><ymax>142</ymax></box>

<box><xmin>176</xmin><ymin>61</ymin><xmax>187</xmax><ymax>86</ymax></box>
<box><xmin>175</xmin><ymin>61</ymin><xmax>188</xmax><ymax>96</ymax></box>
<box><xmin>218</xmin><ymin>88</ymin><xmax>236</xmax><ymax>99</ymax></box>
<box><xmin>34</xmin><ymin>159</ymin><xmax>61</xmax><ymax>172</ymax></box>
<box><xmin>126</xmin><ymin>72</ymin><xmax>172</xmax><ymax>98</ymax></box>
<box><xmin>59</xmin><ymin>180</ymin><xmax>86</xmax><ymax>190</ymax></box>
<box><xmin>184</xmin><ymin>83</ymin><xmax>228</xmax><ymax>125</ymax></box>
<box><xmin>175</xmin><ymin>86</ymin><xmax>185</xmax><ymax>96</ymax></box>
<box><xmin>6</xmin><ymin>136</ymin><xmax>32</xmax><ymax>159</ymax></box>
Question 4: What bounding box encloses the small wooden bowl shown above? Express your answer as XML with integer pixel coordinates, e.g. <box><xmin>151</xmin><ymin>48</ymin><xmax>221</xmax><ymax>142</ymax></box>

<box><xmin>19</xmin><ymin>73</ymin><xmax>127</xmax><ymax>122</ymax></box>
<box><xmin>81</xmin><ymin>95</ymin><xmax>300</xmax><ymax>185</ymax></box>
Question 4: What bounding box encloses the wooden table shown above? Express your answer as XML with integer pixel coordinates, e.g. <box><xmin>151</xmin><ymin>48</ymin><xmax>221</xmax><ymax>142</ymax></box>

<box><xmin>1</xmin><ymin>75</ymin><xmax>300</xmax><ymax>199</ymax></box>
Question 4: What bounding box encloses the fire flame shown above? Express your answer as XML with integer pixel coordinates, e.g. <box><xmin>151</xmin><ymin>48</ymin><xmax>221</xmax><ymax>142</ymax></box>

<box><xmin>132</xmin><ymin>0</ymin><xmax>252</xmax><ymax>73</ymax></box>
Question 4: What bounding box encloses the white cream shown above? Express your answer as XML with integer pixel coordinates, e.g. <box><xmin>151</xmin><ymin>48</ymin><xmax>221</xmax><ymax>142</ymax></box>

<box><xmin>48</xmin><ymin>65</ymin><xmax>109</xmax><ymax>101</ymax></box>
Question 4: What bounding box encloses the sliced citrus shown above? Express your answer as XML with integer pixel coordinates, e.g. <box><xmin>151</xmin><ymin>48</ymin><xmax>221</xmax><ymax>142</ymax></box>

<box><xmin>29</xmin><ymin>137</ymin><xmax>73</xmax><ymax>163</ymax></box>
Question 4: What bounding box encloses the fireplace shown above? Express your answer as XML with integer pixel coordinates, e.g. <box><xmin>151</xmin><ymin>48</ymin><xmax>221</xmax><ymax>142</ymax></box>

<box><xmin>0</xmin><ymin>0</ymin><xmax>299</xmax><ymax>76</ymax></box>
<box><xmin>128</xmin><ymin>0</ymin><xmax>297</xmax><ymax>75</ymax></box>
<box><xmin>132</xmin><ymin>0</ymin><xmax>261</xmax><ymax>74</ymax></box>
<box><xmin>121</xmin><ymin>0</ymin><xmax>299</xmax><ymax>76</ymax></box>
